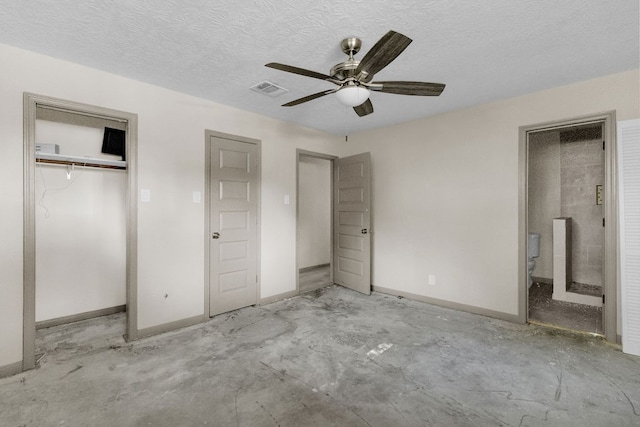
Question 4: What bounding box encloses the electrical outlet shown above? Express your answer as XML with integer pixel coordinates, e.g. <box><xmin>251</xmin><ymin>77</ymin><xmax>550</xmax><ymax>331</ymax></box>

<box><xmin>428</xmin><ymin>274</ymin><xmax>436</xmax><ymax>285</ymax></box>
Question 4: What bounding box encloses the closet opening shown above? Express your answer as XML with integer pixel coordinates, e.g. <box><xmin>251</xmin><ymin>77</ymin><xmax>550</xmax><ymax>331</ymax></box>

<box><xmin>23</xmin><ymin>94</ymin><xmax>138</xmax><ymax>371</ymax></box>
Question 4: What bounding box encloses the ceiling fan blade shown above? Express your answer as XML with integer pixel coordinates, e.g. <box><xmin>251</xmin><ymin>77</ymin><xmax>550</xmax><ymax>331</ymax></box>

<box><xmin>265</xmin><ymin>62</ymin><xmax>332</xmax><ymax>81</ymax></box>
<box><xmin>353</xmin><ymin>99</ymin><xmax>374</xmax><ymax>117</ymax></box>
<box><xmin>355</xmin><ymin>31</ymin><xmax>412</xmax><ymax>82</ymax></box>
<box><xmin>372</xmin><ymin>81</ymin><xmax>446</xmax><ymax>96</ymax></box>
<box><xmin>282</xmin><ymin>89</ymin><xmax>336</xmax><ymax>107</ymax></box>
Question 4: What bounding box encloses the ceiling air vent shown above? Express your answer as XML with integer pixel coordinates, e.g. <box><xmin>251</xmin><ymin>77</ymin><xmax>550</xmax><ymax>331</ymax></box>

<box><xmin>250</xmin><ymin>81</ymin><xmax>289</xmax><ymax>98</ymax></box>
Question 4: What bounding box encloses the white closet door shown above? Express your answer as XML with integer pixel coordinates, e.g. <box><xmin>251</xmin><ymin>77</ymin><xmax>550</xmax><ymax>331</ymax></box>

<box><xmin>619</xmin><ymin>119</ymin><xmax>640</xmax><ymax>356</ymax></box>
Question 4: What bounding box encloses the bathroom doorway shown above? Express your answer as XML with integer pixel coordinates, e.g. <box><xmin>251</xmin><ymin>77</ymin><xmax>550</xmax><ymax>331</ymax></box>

<box><xmin>519</xmin><ymin>112</ymin><xmax>618</xmax><ymax>342</ymax></box>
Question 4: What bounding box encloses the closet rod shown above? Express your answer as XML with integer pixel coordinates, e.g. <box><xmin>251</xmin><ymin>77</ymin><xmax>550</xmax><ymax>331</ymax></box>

<box><xmin>36</xmin><ymin>153</ymin><xmax>126</xmax><ymax>170</ymax></box>
<box><xmin>36</xmin><ymin>158</ymin><xmax>126</xmax><ymax>170</ymax></box>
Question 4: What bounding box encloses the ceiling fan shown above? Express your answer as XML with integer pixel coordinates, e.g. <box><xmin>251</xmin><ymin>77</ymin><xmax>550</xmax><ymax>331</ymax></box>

<box><xmin>265</xmin><ymin>30</ymin><xmax>445</xmax><ymax>117</ymax></box>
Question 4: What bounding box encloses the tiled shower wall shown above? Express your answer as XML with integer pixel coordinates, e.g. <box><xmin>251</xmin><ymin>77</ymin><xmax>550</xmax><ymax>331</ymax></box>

<box><xmin>559</xmin><ymin>127</ymin><xmax>604</xmax><ymax>287</ymax></box>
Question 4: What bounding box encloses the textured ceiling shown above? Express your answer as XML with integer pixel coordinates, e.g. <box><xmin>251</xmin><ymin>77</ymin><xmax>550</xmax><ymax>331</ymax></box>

<box><xmin>0</xmin><ymin>0</ymin><xmax>638</xmax><ymax>135</ymax></box>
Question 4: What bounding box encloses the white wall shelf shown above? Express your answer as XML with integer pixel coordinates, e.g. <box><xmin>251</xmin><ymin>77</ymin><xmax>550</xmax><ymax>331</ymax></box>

<box><xmin>35</xmin><ymin>152</ymin><xmax>126</xmax><ymax>170</ymax></box>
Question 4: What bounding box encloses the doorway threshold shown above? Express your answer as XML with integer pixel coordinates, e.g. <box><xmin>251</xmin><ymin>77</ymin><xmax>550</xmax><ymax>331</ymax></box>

<box><xmin>527</xmin><ymin>319</ymin><xmax>617</xmax><ymax>346</ymax></box>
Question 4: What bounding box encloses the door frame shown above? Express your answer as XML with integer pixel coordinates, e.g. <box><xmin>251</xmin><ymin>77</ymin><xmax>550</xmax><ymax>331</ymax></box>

<box><xmin>295</xmin><ymin>149</ymin><xmax>338</xmax><ymax>293</ymax></box>
<box><xmin>23</xmin><ymin>93</ymin><xmax>138</xmax><ymax>370</ymax></box>
<box><xmin>204</xmin><ymin>130</ymin><xmax>262</xmax><ymax>317</ymax></box>
<box><xmin>518</xmin><ymin>110</ymin><xmax>618</xmax><ymax>342</ymax></box>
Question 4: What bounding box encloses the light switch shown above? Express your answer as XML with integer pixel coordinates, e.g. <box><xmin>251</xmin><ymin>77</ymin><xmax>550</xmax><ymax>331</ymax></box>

<box><xmin>193</xmin><ymin>191</ymin><xmax>201</xmax><ymax>203</ymax></box>
<box><xmin>284</xmin><ymin>194</ymin><xmax>290</xmax><ymax>205</ymax></box>
<box><xmin>140</xmin><ymin>189</ymin><xmax>151</xmax><ymax>203</ymax></box>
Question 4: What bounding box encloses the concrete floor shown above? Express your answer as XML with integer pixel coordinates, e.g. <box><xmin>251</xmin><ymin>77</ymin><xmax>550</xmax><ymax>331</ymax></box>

<box><xmin>1</xmin><ymin>286</ymin><xmax>639</xmax><ymax>426</ymax></box>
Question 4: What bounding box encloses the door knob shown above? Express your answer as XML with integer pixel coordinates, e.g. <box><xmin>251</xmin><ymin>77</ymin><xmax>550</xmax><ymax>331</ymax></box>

<box><xmin>361</xmin><ymin>229</ymin><xmax>368</xmax><ymax>234</ymax></box>
<box><xmin>212</xmin><ymin>232</ymin><xmax>220</xmax><ymax>239</ymax></box>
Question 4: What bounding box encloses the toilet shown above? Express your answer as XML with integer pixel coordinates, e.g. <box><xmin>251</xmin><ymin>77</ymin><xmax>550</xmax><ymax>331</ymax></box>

<box><xmin>528</xmin><ymin>233</ymin><xmax>540</xmax><ymax>288</ymax></box>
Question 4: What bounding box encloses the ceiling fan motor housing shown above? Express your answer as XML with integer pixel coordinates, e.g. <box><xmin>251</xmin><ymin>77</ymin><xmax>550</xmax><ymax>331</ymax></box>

<box><xmin>331</xmin><ymin>37</ymin><xmax>363</xmax><ymax>81</ymax></box>
<box><xmin>330</xmin><ymin>60</ymin><xmax>360</xmax><ymax>81</ymax></box>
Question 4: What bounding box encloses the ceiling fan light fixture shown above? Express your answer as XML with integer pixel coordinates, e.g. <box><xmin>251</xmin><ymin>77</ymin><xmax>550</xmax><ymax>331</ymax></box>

<box><xmin>266</xmin><ymin>31</ymin><xmax>444</xmax><ymax>117</ymax></box>
<box><xmin>335</xmin><ymin>85</ymin><xmax>370</xmax><ymax>107</ymax></box>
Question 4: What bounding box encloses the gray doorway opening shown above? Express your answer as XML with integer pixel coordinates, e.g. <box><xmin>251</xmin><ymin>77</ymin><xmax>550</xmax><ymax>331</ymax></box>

<box><xmin>296</xmin><ymin>150</ymin><xmax>372</xmax><ymax>296</ymax></box>
<box><xmin>519</xmin><ymin>111</ymin><xmax>617</xmax><ymax>342</ymax></box>
<box><xmin>297</xmin><ymin>151</ymin><xmax>335</xmax><ymax>294</ymax></box>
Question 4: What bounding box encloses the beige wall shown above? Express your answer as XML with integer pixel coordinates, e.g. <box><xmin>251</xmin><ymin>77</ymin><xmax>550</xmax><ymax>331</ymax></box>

<box><xmin>341</xmin><ymin>69</ymin><xmax>640</xmax><ymax>317</ymax></box>
<box><xmin>297</xmin><ymin>155</ymin><xmax>331</xmax><ymax>269</ymax></box>
<box><xmin>0</xmin><ymin>43</ymin><xmax>341</xmax><ymax>369</ymax></box>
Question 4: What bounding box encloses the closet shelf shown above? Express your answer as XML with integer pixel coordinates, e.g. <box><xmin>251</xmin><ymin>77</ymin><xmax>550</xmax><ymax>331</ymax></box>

<box><xmin>36</xmin><ymin>153</ymin><xmax>126</xmax><ymax>170</ymax></box>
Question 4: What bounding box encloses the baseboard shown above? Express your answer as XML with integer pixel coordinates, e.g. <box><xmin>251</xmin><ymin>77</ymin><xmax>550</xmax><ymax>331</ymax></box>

<box><xmin>0</xmin><ymin>361</ymin><xmax>23</xmax><ymax>379</ymax></box>
<box><xmin>299</xmin><ymin>263</ymin><xmax>330</xmax><ymax>273</ymax></box>
<box><xmin>532</xmin><ymin>276</ymin><xmax>552</xmax><ymax>285</ymax></box>
<box><xmin>134</xmin><ymin>314</ymin><xmax>204</xmax><ymax>341</ymax></box>
<box><xmin>259</xmin><ymin>290</ymin><xmax>299</xmax><ymax>306</ymax></box>
<box><xmin>36</xmin><ymin>305</ymin><xmax>126</xmax><ymax>330</ymax></box>
<box><xmin>372</xmin><ymin>285</ymin><xmax>521</xmax><ymax>324</ymax></box>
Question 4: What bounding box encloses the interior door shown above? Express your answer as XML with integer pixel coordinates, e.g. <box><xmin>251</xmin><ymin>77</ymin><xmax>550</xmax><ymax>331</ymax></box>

<box><xmin>333</xmin><ymin>152</ymin><xmax>371</xmax><ymax>294</ymax></box>
<box><xmin>209</xmin><ymin>135</ymin><xmax>259</xmax><ymax>316</ymax></box>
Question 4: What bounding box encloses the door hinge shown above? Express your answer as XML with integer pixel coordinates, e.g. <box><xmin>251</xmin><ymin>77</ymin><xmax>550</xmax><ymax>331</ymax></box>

<box><xmin>602</xmin><ymin>294</ymin><xmax>605</xmax><ymax>304</ymax></box>
<box><xmin>602</xmin><ymin>218</ymin><xmax>605</xmax><ymax>227</ymax></box>
<box><xmin>602</xmin><ymin>140</ymin><xmax>605</xmax><ymax>150</ymax></box>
